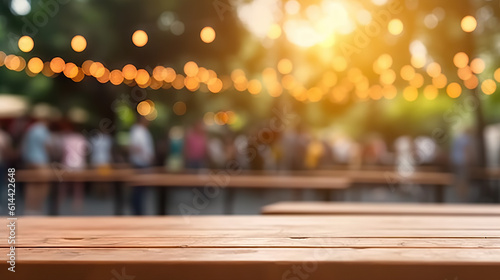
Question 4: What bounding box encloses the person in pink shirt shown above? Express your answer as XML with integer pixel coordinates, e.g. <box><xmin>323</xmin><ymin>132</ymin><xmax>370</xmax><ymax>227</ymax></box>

<box><xmin>60</xmin><ymin>121</ymin><xmax>87</xmax><ymax>213</ymax></box>
<box><xmin>184</xmin><ymin>121</ymin><xmax>207</xmax><ymax>170</ymax></box>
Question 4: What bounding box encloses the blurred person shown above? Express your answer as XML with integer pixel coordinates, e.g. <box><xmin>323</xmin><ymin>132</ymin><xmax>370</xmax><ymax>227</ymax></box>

<box><xmin>89</xmin><ymin>128</ymin><xmax>114</xmax><ymax>198</ymax></box>
<box><xmin>90</xmin><ymin>129</ymin><xmax>113</xmax><ymax>169</ymax></box>
<box><xmin>129</xmin><ymin>116</ymin><xmax>154</xmax><ymax>215</ymax></box>
<box><xmin>394</xmin><ymin>135</ymin><xmax>425</xmax><ymax>198</ymax></box>
<box><xmin>414</xmin><ymin>136</ymin><xmax>438</xmax><ymax>165</ymax></box>
<box><xmin>362</xmin><ymin>133</ymin><xmax>388</xmax><ymax>166</ymax></box>
<box><xmin>305</xmin><ymin>135</ymin><xmax>325</xmax><ymax>170</ymax></box>
<box><xmin>233</xmin><ymin>133</ymin><xmax>250</xmax><ymax>170</ymax></box>
<box><xmin>165</xmin><ymin>126</ymin><xmax>184</xmax><ymax>172</ymax></box>
<box><xmin>331</xmin><ymin>135</ymin><xmax>355</xmax><ymax>165</ymax></box>
<box><xmin>394</xmin><ymin>135</ymin><xmax>416</xmax><ymax>176</ymax></box>
<box><xmin>59</xmin><ymin>121</ymin><xmax>88</xmax><ymax>213</ymax></box>
<box><xmin>21</xmin><ymin>106</ymin><xmax>53</xmax><ymax>215</ymax></box>
<box><xmin>208</xmin><ymin>130</ymin><xmax>240</xmax><ymax>170</ymax></box>
<box><xmin>291</xmin><ymin>125</ymin><xmax>310</xmax><ymax>170</ymax></box>
<box><xmin>184</xmin><ymin>121</ymin><xmax>207</xmax><ymax>170</ymax></box>
<box><xmin>451</xmin><ymin>128</ymin><xmax>475</xmax><ymax>201</ymax></box>
<box><xmin>277</xmin><ymin>128</ymin><xmax>296</xmax><ymax>171</ymax></box>
<box><xmin>207</xmin><ymin>134</ymin><xmax>226</xmax><ymax>169</ymax></box>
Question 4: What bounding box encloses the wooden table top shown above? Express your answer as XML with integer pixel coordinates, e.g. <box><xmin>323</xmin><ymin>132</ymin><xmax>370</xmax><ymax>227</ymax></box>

<box><xmin>261</xmin><ymin>202</ymin><xmax>500</xmax><ymax>216</ymax></box>
<box><xmin>15</xmin><ymin>167</ymin><xmax>454</xmax><ymax>187</ymax></box>
<box><xmin>1</xmin><ymin>216</ymin><xmax>500</xmax><ymax>279</ymax></box>
<box><xmin>128</xmin><ymin>173</ymin><xmax>351</xmax><ymax>189</ymax></box>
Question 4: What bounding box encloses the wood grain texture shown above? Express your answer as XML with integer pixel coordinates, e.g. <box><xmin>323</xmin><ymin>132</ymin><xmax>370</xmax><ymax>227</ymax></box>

<box><xmin>2</xmin><ymin>216</ymin><xmax>500</xmax><ymax>280</ymax></box>
<box><xmin>261</xmin><ymin>202</ymin><xmax>500</xmax><ymax>216</ymax></box>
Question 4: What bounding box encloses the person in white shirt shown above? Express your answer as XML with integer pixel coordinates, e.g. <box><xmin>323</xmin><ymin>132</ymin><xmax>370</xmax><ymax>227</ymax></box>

<box><xmin>59</xmin><ymin>122</ymin><xmax>87</xmax><ymax>213</ymax></box>
<box><xmin>129</xmin><ymin>116</ymin><xmax>154</xmax><ymax>215</ymax></box>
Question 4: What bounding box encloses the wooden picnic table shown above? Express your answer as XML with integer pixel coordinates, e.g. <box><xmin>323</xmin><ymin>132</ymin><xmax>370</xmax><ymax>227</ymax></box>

<box><xmin>15</xmin><ymin>169</ymin><xmax>350</xmax><ymax>215</ymax></box>
<box><xmin>128</xmin><ymin>173</ymin><xmax>350</xmax><ymax>215</ymax></box>
<box><xmin>261</xmin><ymin>202</ymin><xmax>500</xmax><ymax>216</ymax></box>
<box><xmin>1</xmin><ymin>215</ymin><xmax>499</xmax><ymax>279</ymax></box>
<box><xmin>15</xmin><ymin>167</ymin><xmax>458</xmax><ymax>215</ymax></box>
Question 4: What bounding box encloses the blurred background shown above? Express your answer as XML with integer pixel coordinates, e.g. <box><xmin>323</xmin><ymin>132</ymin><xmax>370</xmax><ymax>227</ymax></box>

<box><xmin>0</xmin><ymin>0</ymin><xmax>499</xmax><ymax>215</ymax></box>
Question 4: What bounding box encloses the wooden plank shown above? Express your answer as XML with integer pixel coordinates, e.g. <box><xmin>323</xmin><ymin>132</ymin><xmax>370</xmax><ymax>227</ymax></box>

<box><xmin>16</xmin><ymin>168</ymin><xmax>134</xmax><ymax>183</ymax></box>
<box><xmin>2</xmin><ymin>216</ymin><xmax>500</xmax><ymax>279</ymax></box>
<box><xmin>16</xmin><ymin>169</ymin><xmax>350</xmax><ymax>189</ymax></box>
<box><xmin>16</xmin><ymin>168</ymin><xmax>453</xmax><ymax>186</ymax></box>
<box><xmin>12</xmin><ymin>236</ymin><xmax>500</xmax><ymax>249</ymax></box>
<box><xmin>127</xmin><ymin>174</ymin><xmax>350</xmax><ymax>189</ymax></box>
<box><xmin>7</xmin><ymin>216</ymin><xmax>500</xmax><ymax>247</ymax></box>
<box><xmin>1</xmin><ymin>248</ymin><xmax>500</xmax><ymax>280</ymax></box>
<box><xmin>261</xmin><ymin>202</ymin><xmax>500</xmax><ymax>216</ymax></box>
<box><xmin>13</xmin><ymin>216</ymin><xmax>500</xmax><ymax>230</ymax></box>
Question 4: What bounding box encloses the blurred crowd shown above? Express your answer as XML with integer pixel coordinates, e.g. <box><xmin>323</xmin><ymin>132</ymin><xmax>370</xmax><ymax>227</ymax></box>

<box><xmin>0</xmin><ymin>104</ymin><xmax>494</xmax><ymax>215</ymax></box>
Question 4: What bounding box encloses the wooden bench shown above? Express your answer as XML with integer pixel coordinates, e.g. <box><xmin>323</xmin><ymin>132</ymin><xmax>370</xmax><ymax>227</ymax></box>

<box><xmin>261</xmin><ymin>202</ymin><xmax>500</xmax><ymax>216</ymax></box>
<box><xmin>128</xmin><ymin>173</ymin><xmax>350</xmax><ymax>215</ymax></box>
<box><xmin>15</xmin><ymin>169</ymin><xmax>350</xmax><ymax>215</ymax></box>
<box><xmin>252</xmin><ymin>170</ymin><xmax>454</xmax><ymax>203</ymax></box>
<box><xmin>1</xmin><ymin>216</ymin><xmax>499</xmax><ymax>279</ymax></box>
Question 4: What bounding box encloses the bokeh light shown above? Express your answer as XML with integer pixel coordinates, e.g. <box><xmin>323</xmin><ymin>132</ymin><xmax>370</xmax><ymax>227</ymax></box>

<box><xmin>173</xmin><ymin>101</ymin><xmax>187</xmax><ymax>116</ymax></box>
<box><xmin>481</xmin><ymin>79</ymin><xmax>496</xmax><ymax>95</ymax></box>
<box><xmin>137</xmin><ymin>100</ymin><xmax>154</xmax><ymax>116</ymax></box>
<box><xmin>27</xmin><ymin>57</ymin><xmax>43</xmax><ymax>74</ymax></box>
<box><xmin>50</xmin><ymin>57</ymin><xmax>66</xmax><ymax>73</ymax></box>
<box><xmin>388</xmin><ymin>19</ymin><xmax>403</xmax><ymax>35</ymax></box>
<box><xmin>453</xmin><ymin>52</ymin><xmax>469</xmax><ymax>68</ymax></box>
<box><xmin>277</xmin><ymin>59</ymin><xmax>293</xmax><ymax>75</ymax></box>
<box><xmin>403</xmin><ymin>86</ymin><xmax>418</xmax><ymax>102</ymax></box>
<box><xmin>71</xmin><ymin>35</ymin><xmax>87</xmax><ymax>52</ymax></box>
<box><xmin>122</xmin><ymin>64</ymin><xmax>138</xmax><ymax>80</ymax></box>
<box><xmin>470</xmin><ymin>58</ymin><xmax>485</xmax><ymax>74</ymax></box>
<box><xmin>184</xmin><ymin>61</ymin><xmax>199</xmax><ymax>77</ymax></box>
<box><xmin>461</xmin><ymin>15</ymin><xmax>477</xmax><ymax>33</ymax></box>
<box><xmin>110</xmin><ymin>70</ymin><xmax>124</xmax><ymax>85</ymax></box>
<box><xmin>135</xmin><ymin>69</ymin><xmax>150</xmax><ymax>85</ymax></box>
<box><xmin>18</xmin><ymin>36</ymin><xmax>34</xmax><ymax>52</ymax></box>
<box><xmin>200</xmin><ymin>26</ymin><xmax>216</xmax><ymax>43</ymax></box>
<box><xmin>446</xmin><ymin>82</ymin><xmax>462</xmax><ymax>98</ymax></box>
<box><xmin>63</xmin><ymin>63</ymin><xmax>79</xmax><ymax>79</ymax></box>
<box><xmin>132</xmin><ymin>30</ymin><xmax>148</xmax><ymax>47</ymax></box>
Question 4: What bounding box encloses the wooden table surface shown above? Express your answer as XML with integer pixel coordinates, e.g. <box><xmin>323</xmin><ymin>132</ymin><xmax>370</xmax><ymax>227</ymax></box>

<box><xmin>261</xmin><ymin>202</ymin><xmax>500</xmax><ymax>216</ymax></box>
<box><xmin>1</xmin><ymin>216</ymin><xmax>500</xmax><ymax>279</ymax></box>
<box><xmin>128</xmin><ymin>173</ymin><xmax>351</xmax><ymax>189</ymax></box>
<box><xmin>16</xmin><ymin>168</ymin><xmax>454</xmax><ymax>186</ymax></box>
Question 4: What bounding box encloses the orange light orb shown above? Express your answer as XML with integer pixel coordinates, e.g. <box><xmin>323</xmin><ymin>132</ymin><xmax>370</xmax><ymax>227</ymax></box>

<box><xmin>71</xmin><ymin>35</ymin><xmax>87</xmax><ymax>52</ymax></box>
<box><xmin>18</xmin><ymin>36</ymin><xmax>34</xmax><ymax>52</ymax></box>
<box><xmin>200</xmin><ymin>27</ymin><xmax>216</xmax><ymax>43</ymax></box>
<box><xmin>132</xmin><ymin>30</ymin><xmax>148</xmax><ymax>47</ymax></box>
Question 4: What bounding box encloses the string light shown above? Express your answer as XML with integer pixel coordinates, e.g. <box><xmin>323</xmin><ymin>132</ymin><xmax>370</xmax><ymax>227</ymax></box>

<box><xmin>461</xmin><ymin>16</ymin><xmax>477</xmax><ymax>33</ymax></box>
<box><xmin>71</xmin><ymin>35</ymin><xmax>87</xmax><ymax>52</ymax></box>
<box><xmin>18</xmin><ymin>36</ymin><xmax>34</xmax><ymax>52</ymax></box>
<box><xmin>132</xmin><ymin>30</ymin><xmax>148</xmax><ymax>47</ymax></box>
<box><xmin>27</xmin><ymin>57</ymin><xmax>43</xmax><ymax>74</ymax></box>
<box><xmin>200</xmin><ymin>27</ymin><xmax>216</xmax><ymax>43</ymax></box>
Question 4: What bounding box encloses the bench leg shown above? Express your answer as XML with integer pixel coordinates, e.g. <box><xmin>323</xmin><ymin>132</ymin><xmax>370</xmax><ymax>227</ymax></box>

<box><xmin>434</xmin><ymin>185</ymin><xmax>445</xmax><ymax>203</ymax></box>
<box><xmin>113</xmin><ymin>182</ymin><xmax>124</xmax><ymax>216</ymax></box>
<box><xmin>48</xmin><ymin>182</ymin><xmax>59</xmax><ymax>216</ymax></box>
<box><xmin>157</xmin><ymin>188</ymin><xmax>167</xmax><ymax>215</ymax></box>
<box><xmin>223</xmin><ymin>188</ymin><xmax>234</xmax><ymax>215</ymax></box>
<box><xmin>321</xmin><ymin>190</ymin><xmax>330</xmax><ymax>201</ymax></box>
<box><xmin>331</xmin><ymin>189</ymin><xmax>344</xmax><ymax>201</ymax></box>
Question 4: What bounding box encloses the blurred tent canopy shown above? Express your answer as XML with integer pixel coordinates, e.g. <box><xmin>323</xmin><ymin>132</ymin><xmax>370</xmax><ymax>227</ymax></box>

<box><xmin>0</xmin><ymin>94</ymin><xmax>28</xmax><ymax>117</ymax></box>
